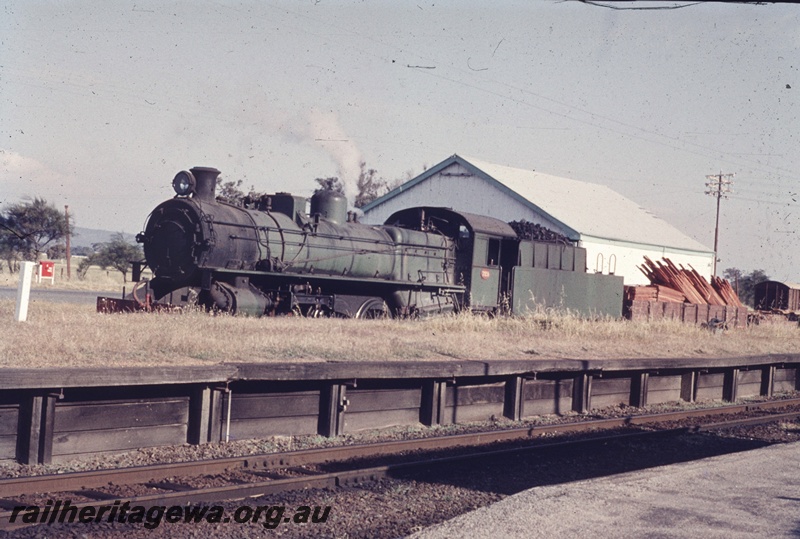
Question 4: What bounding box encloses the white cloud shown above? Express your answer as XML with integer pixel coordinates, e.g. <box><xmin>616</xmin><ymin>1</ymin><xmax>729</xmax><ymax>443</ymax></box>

<box><xmin>0</xmin><ymin>150</ymin><xmax>67</xmax><ymax>204</ymax></box>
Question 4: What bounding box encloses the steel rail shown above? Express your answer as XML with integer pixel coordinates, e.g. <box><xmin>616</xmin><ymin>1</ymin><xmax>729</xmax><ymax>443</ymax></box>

<box><xmin>1</xmin><ymin>398</ymin><xmax>799</xmax><ymax>499</ymax></box>
<box><xmin>1</xmin><ymin>407</ymin><xmax>800</xmax><ymax>530</ymax></box>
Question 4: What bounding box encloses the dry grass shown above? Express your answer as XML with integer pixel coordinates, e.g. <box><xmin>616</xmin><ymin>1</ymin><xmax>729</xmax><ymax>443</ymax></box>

<box><xmin>0</xmin><ymin>299</ymin><xmax>798</xmax><ymax>369</ymax></box>
<box><xmin>0</xmin><ymin>259</ymin><xmax>151</xmax><ymax>292</ymax></box>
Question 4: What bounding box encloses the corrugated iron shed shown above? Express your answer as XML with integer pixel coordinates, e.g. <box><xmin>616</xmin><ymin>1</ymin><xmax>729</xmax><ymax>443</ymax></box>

<box><xmin>362</xmin><ymin>154</ymin><xmax>715</xmax><ymax>285</ymax></box>
<box><xmin>364</xmin><ymin>154</ymin><xmax>711</xmax><ymax>254</ymax></box>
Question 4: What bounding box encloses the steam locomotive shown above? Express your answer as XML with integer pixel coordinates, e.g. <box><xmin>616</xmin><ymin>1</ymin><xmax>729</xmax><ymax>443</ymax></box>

<box><xmin>127</xmin><ymin>166</ymin><xmax>623</xmax><ymax>318</ymax></box>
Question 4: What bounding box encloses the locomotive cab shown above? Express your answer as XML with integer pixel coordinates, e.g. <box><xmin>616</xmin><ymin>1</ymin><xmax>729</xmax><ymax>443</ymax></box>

<box><xmin>384</xmin><ymin>207</ymin><xmax>518</xmax><ymax>313</ymax></box>
<box><xmin>467</xmin><ymin>235</ymin><xmax>502</xmax><ymax>310</ymax></box>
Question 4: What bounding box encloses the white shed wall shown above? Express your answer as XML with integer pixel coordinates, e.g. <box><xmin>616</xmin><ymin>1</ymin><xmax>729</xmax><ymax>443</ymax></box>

<box><xmin>364</xmin><ymin>162</ymin><xmax>715</xmax><ymax>286</ymax></box>
<box><xmin>579</xmin><ymin>236</ymin><xmax>714</xmax><ymax>286</ymax></box>
<box><xmin>364</xmin><ymin>163</ymin><xmax>570</xmax><ymax>235</ymax></box>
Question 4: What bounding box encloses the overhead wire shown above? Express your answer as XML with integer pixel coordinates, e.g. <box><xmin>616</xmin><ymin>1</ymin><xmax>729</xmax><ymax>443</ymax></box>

<box><xmin>221</xmin><ymin>1</ymin><xmax>800</xmax><ymax>186</ymax></box>
<box><xmin>3</xmin><ymin>1</ymin><xmax>797</xmax><ymax>193</ymax></box>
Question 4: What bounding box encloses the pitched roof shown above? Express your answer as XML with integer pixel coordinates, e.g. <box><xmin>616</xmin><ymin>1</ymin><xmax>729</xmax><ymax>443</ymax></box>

<box><xmin>364</xmin><ymin>155</ymin><xmax>712</xmax><ymax>253</ymax></box>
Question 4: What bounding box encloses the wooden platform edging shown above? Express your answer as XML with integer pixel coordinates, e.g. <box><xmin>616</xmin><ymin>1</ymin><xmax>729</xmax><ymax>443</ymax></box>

<box><xmin>503</xmin><ymin>376</ymin><xmax>525</xmax><ymax>421</ymax></box>
<box><xmin>2</xmin><ymin>360</ymin><xmax>798</xmax><ymax>465</ymax></box>
<box><xmin>572</xmin><ymin>373</ymin><xmax>593</xmax><ymax>414</ymax></box>
<box><xmin>420</xmin><ymin>380</ymin><xmax>447</xmax><ymax>426</ymax></box>
<box><xmin>630</xmin><ymin>373</ymin><xmax>649</xmax><ymax>408</ymax></box>
<box><xmin>319</xmin><ymin>383</ymin><xmax>347</xmax><ymax>438</ymax></box>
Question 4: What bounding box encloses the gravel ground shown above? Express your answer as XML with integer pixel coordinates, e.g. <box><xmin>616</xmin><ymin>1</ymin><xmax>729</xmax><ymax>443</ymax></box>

<box><xmin>2</xmin><ymin>394</ymin><xmax>795</xmax><ymax>479</ymax></box>
<box><xmin>2</xmin><ymin>396</ymin><xmax>799</xmax><ymax>538</ymax></box>
<box><xmin>4</xmin><ymin>421</ymin><xmax>799</xmax><ymax>539</ymax></box>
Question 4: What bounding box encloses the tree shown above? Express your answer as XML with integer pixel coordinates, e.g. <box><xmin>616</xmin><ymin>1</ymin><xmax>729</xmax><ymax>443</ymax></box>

<box><xmin>214</xmin><ymin>162</ymin><xmax>419</xmax><ymax>213</ymax></box>
<box><xmin>77</xmin><ymin>233</ymin><xmax>143</xmax><ymax>283</ymax></box>
<box><xmin>723</xmin><ymin>267</ymin><xmax>769</xmax><ymax>307</ymax></box>
<box><xmin>314</xmin><ymin>162</ymin><xmax>412</xmax><ymax>208</ymax></box>
<box><xmin>215</xmin><ymin>178</ymin><xmax>267</xmax><ymax>206</ymax></box>
<box><xmin>0</xmin><ymin>235</ymin><xmax>15</xmax><ymax>273</ymax></box>
<box><xmin>314</xmin><ymin>177</ymin><xmax>344</xmax><ymax>195</ymax></box>
<box><xmin>722</xmin><ymin>267</ymin><xmax>742</xmax><ymax>285</ymax></box>
<box><xmin>0</xmin><ymin>198</ymin><xmax>71</xmax><ymax>271</ymax></box>
<box><xmin>355</xmin><ymin>164</ymin><xmax>383</xmax><ymax>208</ymax></box>
<box><xmin>47</xmin><ymin>243</ymin><xmax>67</xmax><ymax>260</ymax></box>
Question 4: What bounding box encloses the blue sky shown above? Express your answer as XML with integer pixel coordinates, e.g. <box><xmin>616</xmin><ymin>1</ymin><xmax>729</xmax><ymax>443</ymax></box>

<box><xmin>1</xmin><ymin>1</ymin><xmax>798</xmax><ymax>279</ymax></box>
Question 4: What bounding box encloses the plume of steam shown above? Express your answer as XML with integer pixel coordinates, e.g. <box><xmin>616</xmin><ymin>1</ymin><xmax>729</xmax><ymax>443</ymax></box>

<box><xmin>307</xmin><ymin>109</ymin><xmax>362</xmax><ymax>206</ymax></box>
<box><xmin>270</xmin><ymin>106</ymin><xmax>363</xmax><ymax>207</ymax></box>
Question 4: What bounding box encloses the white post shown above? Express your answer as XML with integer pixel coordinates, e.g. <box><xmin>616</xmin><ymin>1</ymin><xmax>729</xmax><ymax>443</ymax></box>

<box><xmin>15</xmin><ymin>261</ymin><xmax>35</xmax><ymax>322</ymax></box>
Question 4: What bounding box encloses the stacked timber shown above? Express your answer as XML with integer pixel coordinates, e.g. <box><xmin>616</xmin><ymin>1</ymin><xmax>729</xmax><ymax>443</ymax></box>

<box><xmin>711</xmin><ymin>276</ymin><xmax>745</xmax><ymax>307</ymax></box>
<box><xmin>624</xmin><ymin>285</ymin><xmax>685</xmax><ymax>303</ymax></box>
<box><xmin>634</xmin><ymin>257</ymin><xmax>744</xmax><ymax>307</ymax></box>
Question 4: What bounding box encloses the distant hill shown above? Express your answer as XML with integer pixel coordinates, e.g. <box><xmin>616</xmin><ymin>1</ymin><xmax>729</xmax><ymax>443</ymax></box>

<box><xmin>71</xmin><ymin>227</ymin><xmax>137</xmax><ymax>248</ymax></box>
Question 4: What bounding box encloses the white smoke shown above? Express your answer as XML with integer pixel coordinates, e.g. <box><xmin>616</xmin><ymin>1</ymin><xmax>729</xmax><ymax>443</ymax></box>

<box><xmin>271</xmin><ymin>108</ymin><xmax>362</xmax><ymax>207</ymax></box>
<box><xmin>307</xmin><ymin>109</ymin><xmax>362</xmax><ymax>206</ymax></box>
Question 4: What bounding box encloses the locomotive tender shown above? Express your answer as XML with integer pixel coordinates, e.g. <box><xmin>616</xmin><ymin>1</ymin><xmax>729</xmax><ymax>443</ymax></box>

<box><xmin>132</xmin><ymin>166</ymin><xmax>623</xmax><ymax>318</ymax></box>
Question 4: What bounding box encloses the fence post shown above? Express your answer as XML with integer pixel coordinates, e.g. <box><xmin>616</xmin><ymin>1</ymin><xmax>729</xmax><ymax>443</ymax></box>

<box><xmin>15</xmin><ymin>261</ymin><xmax>35</xmax><ymax>322</ymax></box>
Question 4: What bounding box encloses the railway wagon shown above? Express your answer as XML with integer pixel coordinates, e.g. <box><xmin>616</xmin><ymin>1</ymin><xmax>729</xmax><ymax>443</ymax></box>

<box><xmin>754</xmin><ymin>281</ymin><xmax>800</xmax><ymax>313</ymax></box>
<box><xmin>123</xmin><ymin>166</ymin><xmax>623</xmax><ymax>318</ymax></box>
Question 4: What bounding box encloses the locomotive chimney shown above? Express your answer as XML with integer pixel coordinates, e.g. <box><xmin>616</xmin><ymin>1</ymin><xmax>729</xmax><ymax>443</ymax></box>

<box><xmin>191</xmin><ymin>167</ymin><xmax>221</xmax><ymax>202</ymax></box>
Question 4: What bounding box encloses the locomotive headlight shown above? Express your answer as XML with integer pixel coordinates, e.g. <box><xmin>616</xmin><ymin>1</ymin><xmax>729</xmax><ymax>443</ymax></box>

<box><xmin>172</xmin><ymin>170</ymin><xmax>196</xmax><ymax>196</ymax></box>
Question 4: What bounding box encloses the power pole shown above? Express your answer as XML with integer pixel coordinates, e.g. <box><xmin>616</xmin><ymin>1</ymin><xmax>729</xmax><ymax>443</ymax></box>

<box><xmin>65</xmin><ymin>205</ymin><xmax>71</xmax><ymax>280</ymax></box>
<box><xmin>704</xmin><ymin>172</ymin><xmax>734</xmax><ymax>277</ymax></box>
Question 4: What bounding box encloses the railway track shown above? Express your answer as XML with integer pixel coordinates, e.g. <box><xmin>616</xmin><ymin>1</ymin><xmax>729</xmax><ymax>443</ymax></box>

<box><xmin>2</xmin><ymin>398</ymin><xmax>800</xmax><ymax>531</ymax></box>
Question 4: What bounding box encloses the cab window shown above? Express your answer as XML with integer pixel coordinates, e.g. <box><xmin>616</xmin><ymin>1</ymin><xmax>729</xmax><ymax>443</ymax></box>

<box><xmin>487</xmin><ymin>238</ymin><xmax>500</xmax><ymax>266</ymax></box>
